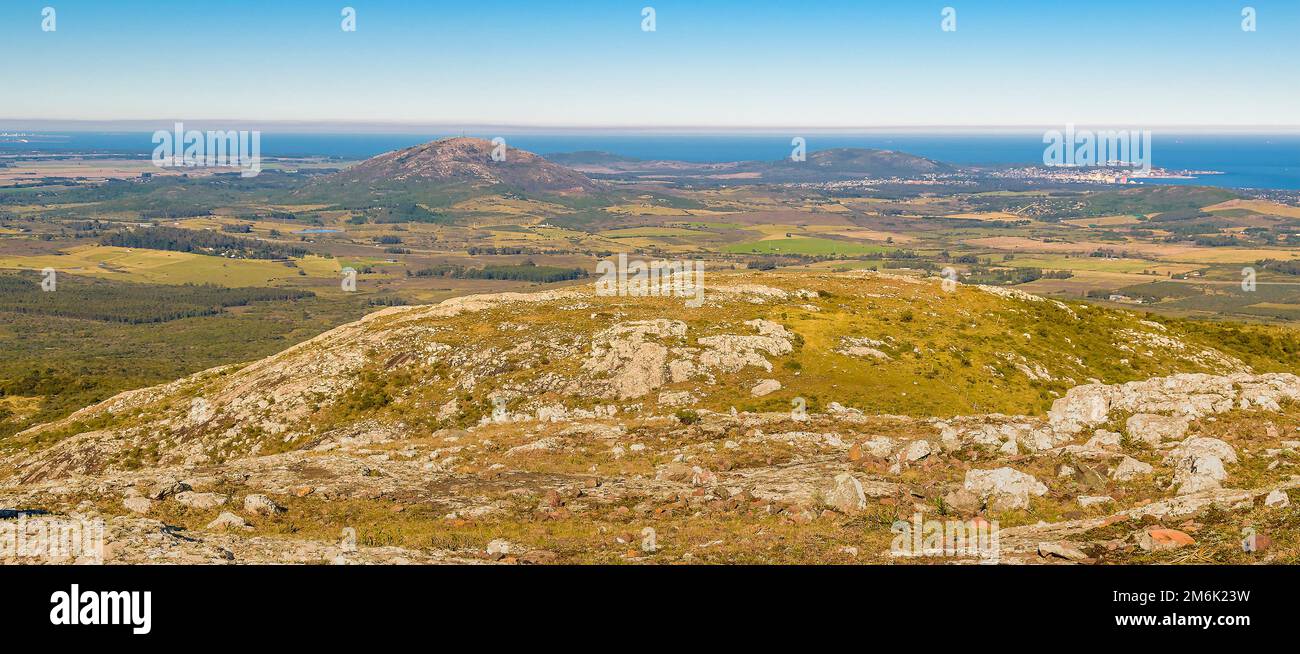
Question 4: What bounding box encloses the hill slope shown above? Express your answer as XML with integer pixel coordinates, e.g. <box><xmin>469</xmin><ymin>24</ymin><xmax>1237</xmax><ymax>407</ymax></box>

<box><xmin>299</xmin><ymin>137</ymin><xmax>602</xmax><ymax>203</ymax></box>
<box><xmin>4</xmin><ymin>271</ymin><xmax>1300</xmax><ymax>564</ymax></box>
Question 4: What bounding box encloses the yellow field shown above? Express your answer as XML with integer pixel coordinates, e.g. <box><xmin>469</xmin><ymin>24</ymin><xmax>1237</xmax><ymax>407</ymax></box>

<box><xmin>1017</xmin><ymin>269</ymin><xmax>1162</xmax><ymax>295</ymax></box>
<box><xmin>967</xmin><ymin>236</ymin><xmax>1300</xmax><ymax>264</ymax></box>
<box><xmin>830</xmin><ymin>229</ymin><xmax>916</xmax><ymax>243</ymax></box>
<box><xmin>1204</xmin><ymin>199</ymin><xmax>1300</xmax><ymax>219</ymax></box>
<box><xmin>1006</xmin><ymin>255</ymin><xmax>1200</xmax><ymax>275</ymax></box>
<box><xmin>0</xmin><ymin>159</ymin><xmax>163</xmax><ymax>186</ymax></box>
<box><xmin>0</xmin><ymin>245</ymin><xmax>342</xmax><ymax>286</ymax></box>
<box><xmin>755</xmin><ymin>225</ymin><xmax>809</xmax><ymax>241</ymax></box>
<box><xmin>599</xmin><ymin>226</ymin><xmax>702</xmax><ymax>238</ymax></box>
<box><xmin>1163</xmin><ymin>247</ymin><xmax>1300</xmax><ymax>264</ymax></box>
<box><xmin>605</xmin><ymin>204</ymin><xmax>693</xmax><ymax>216</ymax></box>
<box><xmin>1062</xmin><ymin>214</ymin><xmax>1142</xmax><ymax>227</ymax></box>
<box><xmin>943</xmin><ymin>211</ymin><xmax>1022</xmax><ymax>221</ymax></box>
<box><xmin>175</xmin><ymin>216</ymin><xmax>307</xmax><ymax>237</ymax></box>
<box><xmin>452</xmin><ymin>195</ymin><xmax>565</xmax><ymax>216</ymax></box>
<box><xmin>1249</xmin><ymin>302</ymin><xmax>1300</xmax><ymax>311</ymax></box>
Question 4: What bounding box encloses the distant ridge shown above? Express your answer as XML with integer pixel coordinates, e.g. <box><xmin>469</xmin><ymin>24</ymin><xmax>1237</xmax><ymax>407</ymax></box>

<box><xmin>547</xmin><ymin>146</ymin><xmax>956</xmax><ymax>182</ymax></box>
<box><xmin>543</xmin><ymin>150</ymin><xmax>643</xmax><ymax>165</ymax></box>
<box><xmin>782</xmin><ymin>148</ymin><xmax>955</xmax><ymax>177</ymax></box>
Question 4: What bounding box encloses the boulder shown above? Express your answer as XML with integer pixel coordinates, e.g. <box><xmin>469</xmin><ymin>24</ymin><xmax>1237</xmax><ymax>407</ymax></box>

<box><xmin>122</xmin><ymin>497</ymin><xmax>154</xmax><ymax>515</ymax></box>
<box><xmin>825</xmin><ymin>473</ymin><xmax>867</xmax><ymax>513</ymax></box>
<box><xmin>962</xmin><ymin>467</ymin><xmax>1047</xmax><ymax>511</ymax></box>
<box><xmin>1047</xmin><ymin>384</ymin><xmax>1112</xmax><ymax>433</ymax></box>
<box><xmin>1038</xmin><ymin>541</ymin><xmax>1088</xmax><ymax>561</ymax></box>
<box><xmin>1084</xmin><ymin>429</ymin><xmax>1122</xmax><ymax>451</ymax></box>
<box><xmin>1125</xmin><ymin>414</ymin><xmax>1190</xmax><ymax>447</ymax></box>
<box><xmin>243</xmin><ymin>494</ymin><xmax>286</xmax><ymax>516</ymax></box>
<box><xmin>942</xmin><ymin>488</ymin><xmax>981</xmax><ymax>514</ymax></box>
<box><xmin>206</xmin><ymin>512</ymin><xmax>251</xmax><ymax>532</ymax></box>
<box><xmin>1137</xmin><ymin>528</ymin><xmax>1195</xmax><ymax>552</ymax></box>
<box><xmin>146</xmin><ymin>480</ymin><xmax>192</xmax><ymax>501</ymax></box>
<box><xmin>898</xmin><ymin>439</ymin><xmax>932</xmax><ymax>462</ymax></box>
<box><xmin>1264</xmin><ymin>489</ymin><xmax>1290</xmax><ymax>509</ymax></box>
<box><xmin>174</xmin><ymin>491</ymin><xmax>228</xmax><ymax>510</ymax></box>
<box><xmin>750</xmin><ymin>379</ymin><xmax>782</xmax><ymax>397</ymax></box>
<box><xmin>860</xmin><ymin>436</ymin><xmax>896</xmax><ymax>458</ymax></box>
<box><xmin>486</xmin><ymin>539</ymin><xmax>514</xmax><ymax>558</ymax></box>
<box><xmin>1110</xmin><ymin>456</ymin><xmax>1153</xmax><ymax>481</ymax></box>
<box><xmin>655</xmin><ymin>463</ymin><xmax>693</xmax><ymax>483</ymax></box>
<box><xmin>1165</xmin><ymin>437</ymin><xmax>1236</xmax><ymax>494</ymax></box>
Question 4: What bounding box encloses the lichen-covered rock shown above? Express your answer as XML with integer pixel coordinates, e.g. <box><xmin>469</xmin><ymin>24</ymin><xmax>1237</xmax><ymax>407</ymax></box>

<box><xmin>243</xmin><ymin>494</ymin><xmax>286</xmax><ymax>516</ymax></box>
<box><xmin>1125</xmin><ymin>413</ymin><xmax>1190</xmax><ymax>446</ymax></box>
<box><xmin>206</xmin><ymin>512</ymin><xmax>251</xmax><ymax>532</ymax></box>
<box><xmin>122</xmin><ymin>497</ymin><xmax>154</xmax><ymax>515</ymax></box>
<box><xmin>1165</xmin><ymin>437</ymin><xmax>1237</xmax><ymax>494</ymax></box>
<box><xmin>750</xmin><ymin>379</ymin><xmax>782</xmax><ymax>397</ymax></box>
<box><xmin>1111</xmin><ymin>456</ymin><xmax>1153</xmax><ymax>482</ymax></box>
<box><xmin>825</xmin><ymin>473</ymin><xmax>867</xmax><ymax>513</ymax></box>
<box><xmin>963</xmin><ymin>467</ymin><xmax>1047</xmax><ymax>511</ymax></box>
<box><xmin>174</xmin><ymin>491</ymin><xmax>228</xmax><ymax>510</ymax></box>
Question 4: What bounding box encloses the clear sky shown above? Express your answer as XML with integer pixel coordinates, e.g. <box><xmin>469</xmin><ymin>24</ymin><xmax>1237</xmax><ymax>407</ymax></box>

<box><xmin>2</xmin><ymin>0</ymin><xmax>1298</xmax><ymax>129</ymax></box>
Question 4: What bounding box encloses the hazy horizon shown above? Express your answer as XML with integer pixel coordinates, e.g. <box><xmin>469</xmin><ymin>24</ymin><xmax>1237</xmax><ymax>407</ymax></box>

<box><xmin>4</xmin><ymin>120</ymin><xmax>1300</xmax><ymax>136</ymax></box>
<box><xmin>4</xmin><ymin>0</ymin><xmax>1298</xmax><ymax>127</ymax></box>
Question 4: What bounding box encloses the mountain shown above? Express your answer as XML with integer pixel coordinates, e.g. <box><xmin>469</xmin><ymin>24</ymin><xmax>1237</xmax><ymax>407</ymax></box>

<box><xmin>4</xmin><ymin>270</ymin><xmax>1299</xmax><ymax>564</ymax></box>
<box><xmin>543</xmin><ymin>151</ymin><xmax>643</xmax><ymax>166</ymax></box>
<box><xmin>788</xmin><ymin>147</ymin><xmax>955</xmax><ymax>177</ymax></box>
<box><xmin>300</xmin><ymin>137</ymin><xmax>602</xmax><ymax>203</ymax></box>
<box><xmin>547</xmin><ymin>147</ymin><xmax>958</xmax><ymax>182</ymax></box>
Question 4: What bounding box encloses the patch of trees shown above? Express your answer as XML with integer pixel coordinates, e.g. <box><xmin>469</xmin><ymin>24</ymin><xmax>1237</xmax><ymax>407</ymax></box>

<box><xmin>0</xmin><ymin>273</ymin><xmax>314</xmax><ymax>324</ymax></box>
<box><xmin>1256</xmin><ymin>259</ymin><xmax>1300</xmax><ymax>276</ymax></box>
<box><xmin>366</xmin><ymin>204</ymin><xmax>450</xmax><ymax>224</ymax></box>
<box><xmin>1164</xmin><ymin>221</ymin><xmax>1228</xmax><ymax>237</ymax></box>
<box><xmin>101</xmin><ymin>226</ymin><xmax>307</xmax><ymax>259</ymax></box>
<box><xmin>1090</xmin><ymin>248</ymin><xmax>1129</xmax><ymax>259</ymax></box>
<box><xmin>138</xmin><ymin>208</ymin><xmax>212</xmax><ymax>220</ymax></box>
<box><xmin>406</xmin><ymin>261</ymin><xmax>588</xmax><ymax>283</ymax></box>
<box><xmin>367</xmin><ymin>296</ymin><xmax>412</xmax><ymax>307</ymax></box>
<box><xmin>966</xmin><ymin>267</ymin><xmax>1073</xmax><ymax>285</ymax></box>
<box><xmin>59</xmin><ymin>220</ymin><xmax>114</xmax><ymax>237</ymax></box>
<box><xmin>466</xmin><ymin>246</ymin><xmax>526</xmax><ymax>255</ymax></box>
<box><xmin>1192</xmin><ymin>234</ymin><xmax>1238</xmax><ymax>247</ymax></box>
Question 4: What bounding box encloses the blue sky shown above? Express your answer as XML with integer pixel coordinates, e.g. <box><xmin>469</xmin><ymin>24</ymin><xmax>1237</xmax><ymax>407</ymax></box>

<box><xmin>2</xmin><ymin>0</ymin><xmax>1298</xmax><ymax>128</ymax></box>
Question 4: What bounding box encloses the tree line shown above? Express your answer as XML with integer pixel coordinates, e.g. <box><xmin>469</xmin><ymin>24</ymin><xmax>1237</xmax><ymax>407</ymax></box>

<box><xmin>101</xmin><ymin>226</ymin><xmax>308</xmax><ymax>259</ymax></box>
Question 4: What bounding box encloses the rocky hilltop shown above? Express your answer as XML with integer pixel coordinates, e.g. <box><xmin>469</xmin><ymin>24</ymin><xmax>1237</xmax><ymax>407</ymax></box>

<box><xmin>3</xmin><ymin>271</ymin><xmax>1298</xmax><ymax>564</ymax></box>
<box><xmin>302</xmin><ymin>137</ymin><xmax>602</xmax><ymax>200</ymax></box>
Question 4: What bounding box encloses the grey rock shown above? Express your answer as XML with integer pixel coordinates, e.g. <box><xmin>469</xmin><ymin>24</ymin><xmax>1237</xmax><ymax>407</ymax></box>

<box><xmin>825</xmin><ymin>473</ymin><xmax>867</xmax><ymax>513</ymax></box>
<box><xmin>963</xmin><ymin>467</ymin><xmax>1047</xmax><ymax>511</ymax></box>
<box><xmin>1110</xmin><ymin>456</ymin><xmax>1153</xmax><ymax>482</ymax></box>
<box><xmin>206</xmin><ymin>512</ymin><xmax>251</xmax><ymax>531</ymax></box>
<box><xmin>243</xmin><ymin>494</ymin><xmax>286</xmax><ymax>516</ymax></box>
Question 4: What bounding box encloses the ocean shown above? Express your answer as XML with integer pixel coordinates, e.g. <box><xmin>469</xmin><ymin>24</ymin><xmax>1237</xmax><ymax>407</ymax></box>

<box><xmin>3</xmin><ymin>131</ymin><xmax>1298</xmax><ymax>191</ymax></box>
